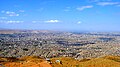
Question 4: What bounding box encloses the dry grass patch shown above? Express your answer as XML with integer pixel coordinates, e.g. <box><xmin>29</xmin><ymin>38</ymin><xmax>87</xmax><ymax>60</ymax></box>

<box><xmin>0</xmin><ymin>56</ymin><xmax>51</xmax><ymax>67</ymax></box>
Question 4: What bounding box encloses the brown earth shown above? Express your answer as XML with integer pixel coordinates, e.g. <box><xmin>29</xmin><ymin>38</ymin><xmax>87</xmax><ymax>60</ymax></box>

<box><xmin>50</xmin><ymin>56</ymin><xmax>120</xmax><ymax>67</ymax></box>
<box><xmin>0</xmin><ymin>56</ymin><xmax>120</xmax><ymax>67</ymax></box>
<box><xmin>1</xmin><ymin>61</ymin><xmax>52</xmax><ymax>67</ymax></box>
<box><xmin>0</xmin><ymin>56</ymin><xmax>52</xmax><ymax>67</ymax></box>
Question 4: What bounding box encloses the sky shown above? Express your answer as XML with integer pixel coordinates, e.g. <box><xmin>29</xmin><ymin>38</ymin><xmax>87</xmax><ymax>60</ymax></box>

<box><xmin>0</xmin><ymin>0</ymin><xmax>120</xmax><ymax>32</ymax></box>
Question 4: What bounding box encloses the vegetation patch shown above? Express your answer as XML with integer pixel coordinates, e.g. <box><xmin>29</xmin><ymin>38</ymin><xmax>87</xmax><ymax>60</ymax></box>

<box><xmin>103</xmin><ymin>56</ymin><xmax>120</xmax><ymax>62</ymax></box>
<box><xmin>79</xmin><ymin>58</ymin><xmax>91</xmax><ymax>62</ymax></box>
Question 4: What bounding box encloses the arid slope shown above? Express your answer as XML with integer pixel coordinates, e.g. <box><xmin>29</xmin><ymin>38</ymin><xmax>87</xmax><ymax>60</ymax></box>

<box><xmin>0</xmin><ymin>56</ymin><xmax>120</xmax><ymax>67</ymax></box>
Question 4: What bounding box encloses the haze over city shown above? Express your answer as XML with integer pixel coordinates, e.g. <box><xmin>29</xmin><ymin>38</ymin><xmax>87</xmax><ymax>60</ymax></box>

<box><xmin>0</xmin><ymin>0</ymin><xmax>120</xmax><ymax>32</ymax></box>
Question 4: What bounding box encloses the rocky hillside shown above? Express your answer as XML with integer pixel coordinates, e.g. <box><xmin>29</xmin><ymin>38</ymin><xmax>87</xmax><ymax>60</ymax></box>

<box><xmin>0</xmin><ymin>56</ymin><xmax>120</xmax><ymax>67</ymax></box>
<box><xmin>0</xmin><ymin>56</ymin><xmax>52</xmax><ymax>67</ymax></box>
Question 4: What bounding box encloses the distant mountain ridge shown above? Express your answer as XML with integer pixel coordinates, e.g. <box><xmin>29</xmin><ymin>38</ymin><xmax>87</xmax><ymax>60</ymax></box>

<box><xmin>0</xmin><ymin>29</ymin><xmax>63</xmax><ymax>34</ymax></box>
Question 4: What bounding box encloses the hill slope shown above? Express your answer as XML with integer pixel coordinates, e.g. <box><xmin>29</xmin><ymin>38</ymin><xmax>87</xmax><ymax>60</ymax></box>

<box><xmin>0</xmin><ymin>56</ymin><xmax>120</xmax><ymax>67</ymax></box>
<box><xmin>50</xmin><ymin>56</ymin><xmax>120</xmax><ymax>67</ymax></box>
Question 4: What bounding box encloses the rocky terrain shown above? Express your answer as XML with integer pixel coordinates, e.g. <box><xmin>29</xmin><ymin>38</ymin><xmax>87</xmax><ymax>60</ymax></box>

<box><xmin>0</xmin><ymin>56</ymin><xmax>52</xmax><ymax>67</ymax></box>
<box><xmin>0</xmin><ymin>55</ymin><xmax>120</xmax><ymax>67</ymax></box>
<box><xmin>0</xmin><ymin>30</ymin><xmax>120</xmax><ymax>59</ymax></box>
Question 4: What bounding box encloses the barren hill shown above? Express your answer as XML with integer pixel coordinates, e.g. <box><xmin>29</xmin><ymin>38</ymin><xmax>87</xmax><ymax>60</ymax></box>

<box><xmin>0</xmin><ymin>56</ymin><xmax>120</xmax><ymax>67</ymax></box>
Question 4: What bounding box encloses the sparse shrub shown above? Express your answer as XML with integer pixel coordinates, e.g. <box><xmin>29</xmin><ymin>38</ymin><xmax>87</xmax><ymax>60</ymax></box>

<box><xmin>6</xmin><ymin>57</ymin><xmax>19</xmax><ymax>62</ymax></box>
<box><xmin>79</xmin><ymin>58</ymin><xmax>90</xmax><ymax>62</ymax></box>
<box><xmin>23</xmin><ymin>48</ymin><xmax>28</xmax><ymax>51</ymax></box>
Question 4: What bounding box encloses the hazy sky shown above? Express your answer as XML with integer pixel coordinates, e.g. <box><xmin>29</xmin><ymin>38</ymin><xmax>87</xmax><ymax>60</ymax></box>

<box><xmin>0</xmin><ymin>0</ymin><xmax>120</xmax><ymax>32</ymax></box>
